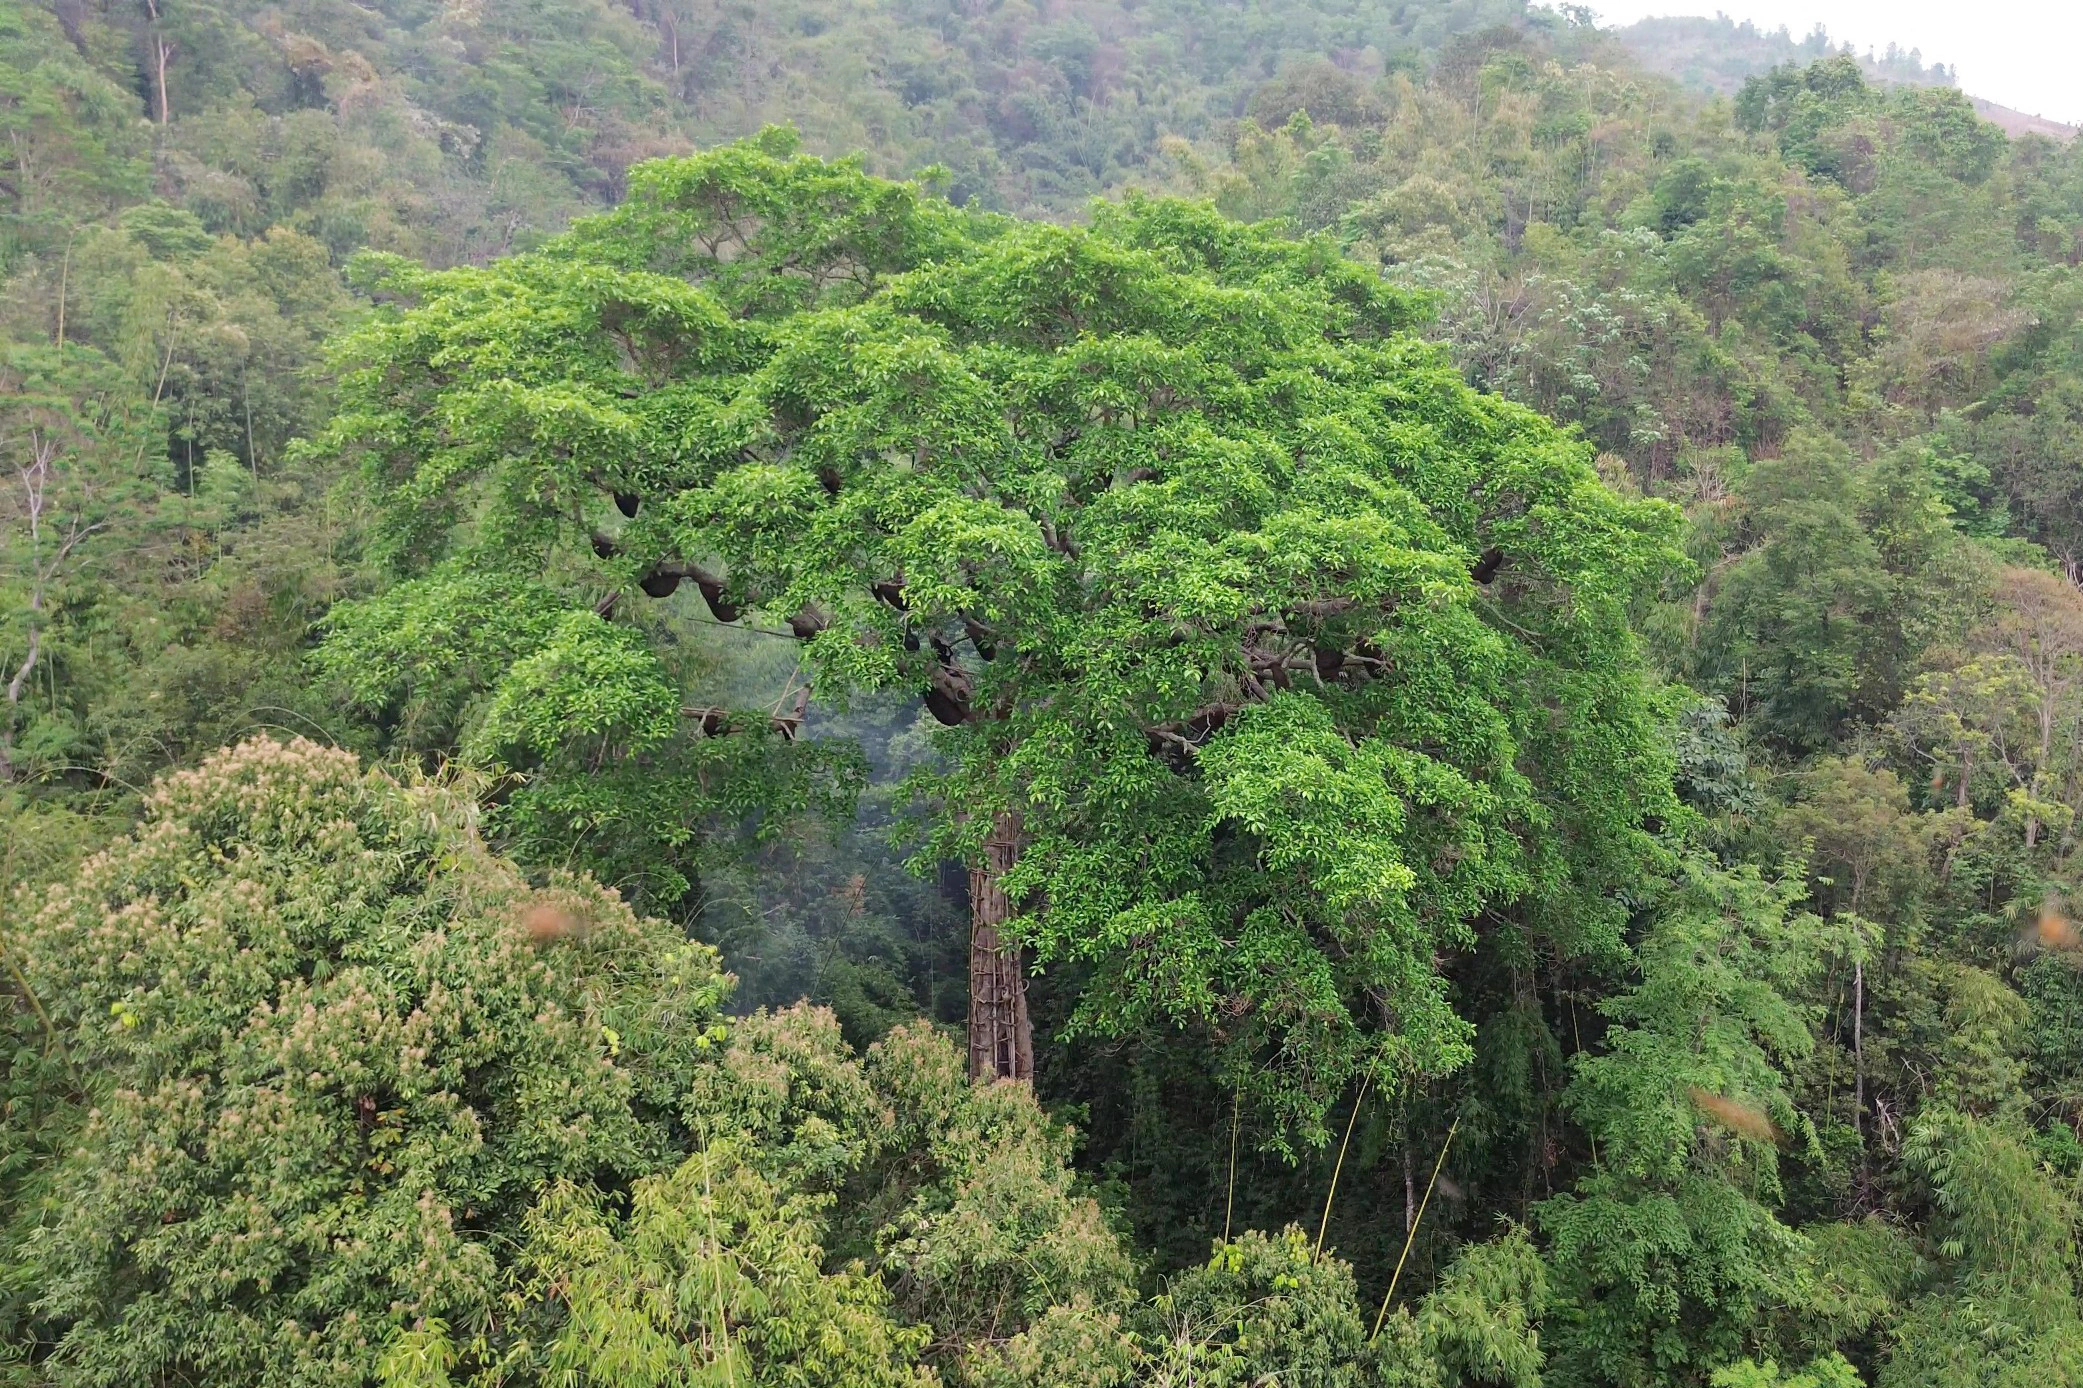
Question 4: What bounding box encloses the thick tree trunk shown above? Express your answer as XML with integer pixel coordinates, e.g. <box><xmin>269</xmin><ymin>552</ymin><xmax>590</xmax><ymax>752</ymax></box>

<box><xmin>968</xmin><ymin>811</ymin><xmax>1033</xmax><ymax>1082</ymax></box>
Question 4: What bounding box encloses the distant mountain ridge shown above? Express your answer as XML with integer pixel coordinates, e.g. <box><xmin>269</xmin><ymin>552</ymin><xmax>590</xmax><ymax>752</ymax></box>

<box><xmin>1970</xmin><ymin>97</ymin><xmax>2077</xmax><ymax>142</ymax></box>
<box><xmin>1615</xmin><ymin>13</ymin><xmax>2074</xmax><ymax>141</ymax></box>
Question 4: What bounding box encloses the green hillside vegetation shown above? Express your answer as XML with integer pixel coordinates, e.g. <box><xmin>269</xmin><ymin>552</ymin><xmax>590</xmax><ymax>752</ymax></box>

<box><xmin>10</xmin><ymin>0</ymin><xmax>2083</xmax><ymax>1384</ymax></box>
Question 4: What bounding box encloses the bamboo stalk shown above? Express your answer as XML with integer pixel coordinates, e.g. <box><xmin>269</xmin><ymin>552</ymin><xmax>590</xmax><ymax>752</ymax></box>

<box><xmin>1372</xmin><ymin>1116</ymin><xmax>1459</xmax><ymax>1340</ymax></box>
<box><xmin>1315</xmin><ymin>1065</ymin><xmax>1375</xmax><ymax>1259</ymax></box>
<box><xmin>1222</xmin><ymin>1088</ymin><xmax>1240</xmax><ymax>1243</ymax></box>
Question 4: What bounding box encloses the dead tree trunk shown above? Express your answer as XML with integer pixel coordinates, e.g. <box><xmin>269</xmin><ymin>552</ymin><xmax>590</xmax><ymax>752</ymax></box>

<box><xmin>4</xmin><ymin>432</ymin><xmax>89</xmax><ymax>783</ymax></box>
<box><xmin>1852</xmin><ymin>957</ymin><xmax>1865</xmax><ymax>1135</ymax></box>
<box><xmin>968</xmin><ymin>810</ymin><xmax>1032</xmax><ymax>1082</ymax></box>
<box><xmin>152</xmin><ymin>36</ymin><xmax>174</xmax><ymax>126</ymax></box>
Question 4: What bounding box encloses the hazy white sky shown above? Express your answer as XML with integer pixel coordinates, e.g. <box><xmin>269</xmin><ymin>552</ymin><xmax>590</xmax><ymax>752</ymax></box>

<box><xmin>1590</xmin><ymin>1</ymin><xmax>2083</xmax><ymax>123</ymax></box>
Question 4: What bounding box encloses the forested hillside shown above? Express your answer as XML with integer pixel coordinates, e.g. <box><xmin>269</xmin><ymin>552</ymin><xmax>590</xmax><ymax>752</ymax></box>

<box><xmin>11</xmin><ymin>1</ymin><xmax>2083</xmax><ymax>1385</ymax></box>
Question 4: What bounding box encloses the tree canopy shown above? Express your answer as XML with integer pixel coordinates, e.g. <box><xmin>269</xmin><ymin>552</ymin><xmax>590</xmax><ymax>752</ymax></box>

<box><xmin>318</xmin><ymin>129</ymin><xmax>1685</xmax><ymax>1143</ymax></box>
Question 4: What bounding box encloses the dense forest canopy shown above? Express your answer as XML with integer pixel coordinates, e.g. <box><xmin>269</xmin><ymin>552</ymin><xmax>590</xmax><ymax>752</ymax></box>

<box><xmin>11</xmin><ymin>0</ymin><xmax>2083</xmax><ymax>1385</ymax></box>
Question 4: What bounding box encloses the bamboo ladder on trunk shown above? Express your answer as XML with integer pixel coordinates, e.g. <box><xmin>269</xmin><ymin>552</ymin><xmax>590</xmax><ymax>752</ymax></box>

<box><xmin>968</xmin><ymin>810</ymin><xmax>1033</xmax><ymax>1081</ymax></box>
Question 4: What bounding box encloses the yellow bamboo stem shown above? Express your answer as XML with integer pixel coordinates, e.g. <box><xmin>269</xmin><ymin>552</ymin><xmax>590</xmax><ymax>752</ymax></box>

<box><xmin>1315</xmin><ymin>1066</ymin><xmax>1375</xmax><ymax>1260</ymax></box>
<box><xmin>1372</xmin><ymin>1116</ymin><xmax>1459</xmax><ymax>1340</ymax></box>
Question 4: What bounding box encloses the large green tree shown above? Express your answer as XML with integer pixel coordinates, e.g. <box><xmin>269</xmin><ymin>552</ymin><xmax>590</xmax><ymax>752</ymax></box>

<box><xmin>319</xmin><ymin>130</ymin><xmax>1684</xmax><ymax>1142</ymax></box>
<box><xmin>2</xmin><ymin>736</ymin><xmax>733</xmax><ymax>1381</ymax></box>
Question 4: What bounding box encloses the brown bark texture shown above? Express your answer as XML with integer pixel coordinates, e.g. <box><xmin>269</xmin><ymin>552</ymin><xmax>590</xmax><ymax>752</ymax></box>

<box><xmin>967</xmin><ymin>810</ymin><xmax>1032</xmax><ymax>1082</ymax></box>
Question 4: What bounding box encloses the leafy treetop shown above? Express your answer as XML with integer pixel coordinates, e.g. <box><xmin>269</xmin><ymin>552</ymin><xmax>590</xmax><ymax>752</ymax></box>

<box><xmin>321</xmin><ymin>130</ymin><xmax>1686</xmax><ymax>1146</ymax></box>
